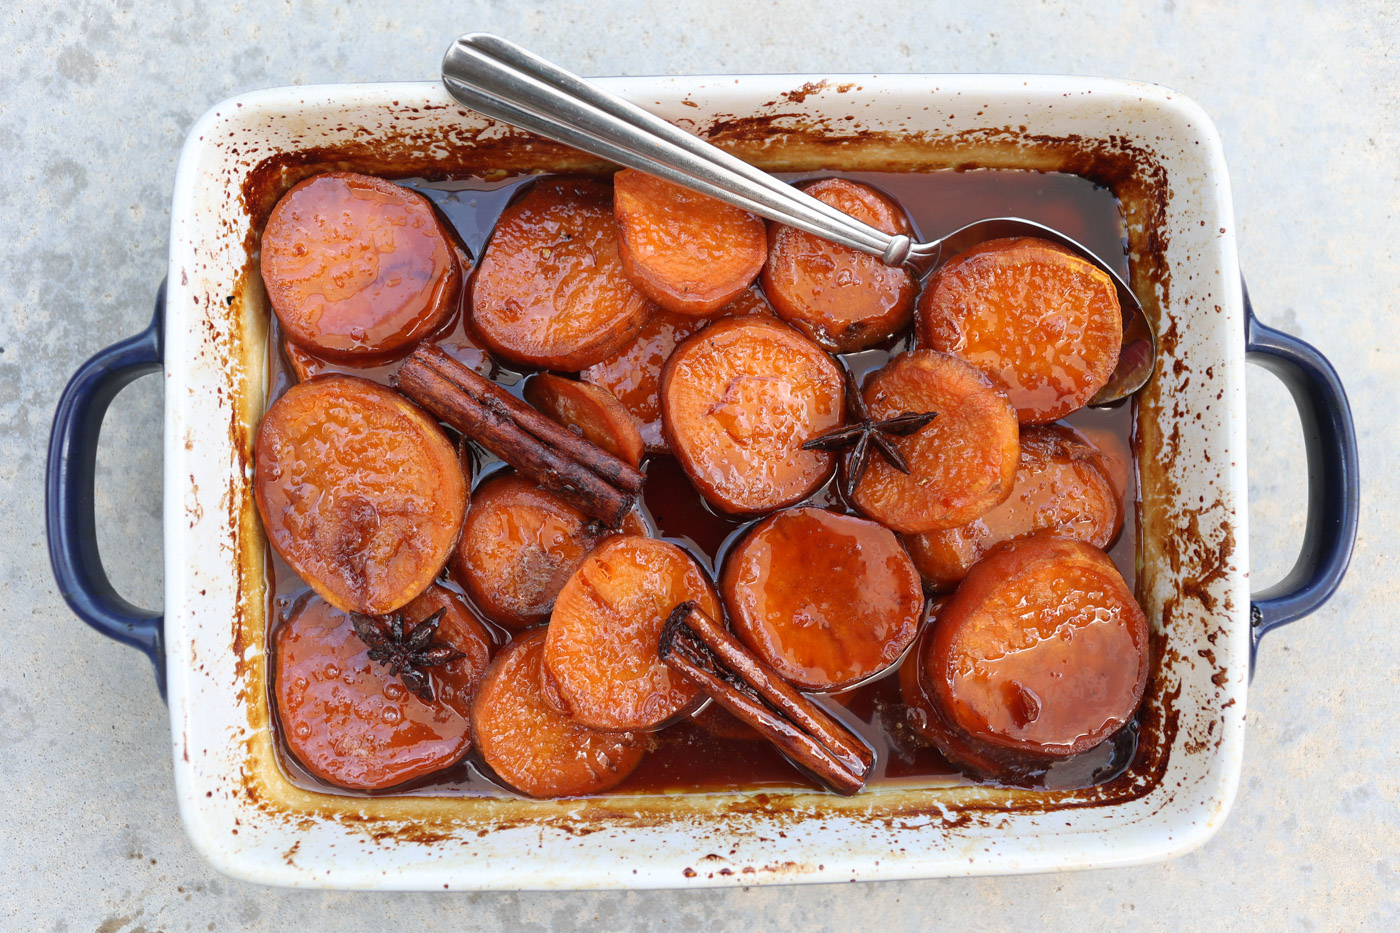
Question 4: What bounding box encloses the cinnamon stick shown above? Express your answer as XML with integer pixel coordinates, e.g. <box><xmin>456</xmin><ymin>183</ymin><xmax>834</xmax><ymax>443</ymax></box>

<box><xmin>659</xmin><ymin>601</ymin><xmax>874</xmax><ymax>795</ymax></box>
<box><xmin>394</xmin><ymin>347</ymin><xmax>642</xmax><ymax>527</ymax></box>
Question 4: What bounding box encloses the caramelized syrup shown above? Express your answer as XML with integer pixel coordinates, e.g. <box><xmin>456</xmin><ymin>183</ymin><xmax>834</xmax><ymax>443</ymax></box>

<box><xmin>264</xmin><ymin>168</ymin><xmax>1139</xmax><ymax>798</ymax></box>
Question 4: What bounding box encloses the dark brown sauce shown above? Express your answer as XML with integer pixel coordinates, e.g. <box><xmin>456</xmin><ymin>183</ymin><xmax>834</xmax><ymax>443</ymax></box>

<box><xmin>263</xmin><ymin>167</ymin><xmax>1139</xmax><ymax>799</ymax></box>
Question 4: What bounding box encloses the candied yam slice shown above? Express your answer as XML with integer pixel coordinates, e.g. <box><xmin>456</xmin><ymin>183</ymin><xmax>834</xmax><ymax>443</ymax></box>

<box><xmin>850</xmin><ymin>350</ymin><xmax>1019</xmax><ymax>534</ymax></box>
<box><xmin>761</xmin><ymin>178</ymin><xmax>917</xmax><ymax>352</ymax></box>
<box><xmin>395</xmin><ymin>584</ymin><xmax>497</xmax><ymax>720</ymax></box>
<box><xmin>451</xmin><ymin>472</ymin><xmax>645</xmax><ymax>630</ymax></box>
<box><xmin>613</xmin><ymin>168</ymin><xmax>768</xmax><ymax>316</ymax></box>
<box><xmin>927</xmin><ymin>537</ymin><xmax>1149</xmax><ymax>762</ymax></box>
<box><xmin>918</xmin><ymin>236</ymin><xmax>1122</xmax><ymax>423</ymax></box>
<box><xmin>722</xmin><ymin>508</ymin><xmax>924</xmax><ymax>691</ymax></box>
<box><xmin>254</xmin><ymin>375</ymin><xmax>467</xmax><ymax>615</ymax></box>
<box><xmin>545</xmin><ymin>535</ymin><xmax>721</xmax><ymax>731</ymax></box>
<box><xmin>524</xmin><ymin>373</ymin><xmax>645</xmax><ymax>467</ymax></box>
<box><xmin>471</xmin><ymin>177</ymin><xmax>656</xmax><ymax>370</ymax></box>
<box><xmin>902</xmin><ymin>424</ymin><xmax>1121</xmax><ymax>590</ymax></box>
<box><xmin>273</xmin><ymin>595</ymin><xmax>473</xmax><ymax>790</ymax></box>
<box><xmin>472</xmin><ymin>631</ymin><xmax>646</xmax><ymax>798</ymax></box>
<box><xmin>661</xmin><ymin>316</ymin><xmax>845</xmax><ymax>514</ymax></box>
<box><xmin>261</xmin><ymin>172</ymin><xmax>462</xmax><ymax>360</ymax></box>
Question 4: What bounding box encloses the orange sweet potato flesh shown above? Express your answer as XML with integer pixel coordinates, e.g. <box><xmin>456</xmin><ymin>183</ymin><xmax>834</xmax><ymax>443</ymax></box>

<box><xmin>661</xmin><ymin>316</ymin><xmax>845</xmax><ymax>514</ymax></box>
<box><xmin>761</xmin><ymin>178</ymin><xmax>917</xmax><ymax>352</ymax></box>
<box><xmin>471</xmin><ymin>177</ymin><xmax>656</xmax><ymax>370</ymax></box>
<box><xmin>918</xmin><ymin>237</ymin><xmax>1122</xmax><ymax>423</ymax></box>
<box><xmin>544</xmin><ymin>535</ymin><xmax>721</xmax><ymax>731</ymax></box>
<box><xmin>261</xmin><ymin>172</ymin><xmax>461</xmax><ymax>361</ymax></box>
<box><xmin>722</xmin><ymin>507</ymin><xmax>924</xmax><ymax>691</ymax></box>
<box><xmin>613</xmin><ymin>169</ymin><xmax>768</xmax><ymax>316</ymax></box>
<box><xmin>273</xmin><ymin>594</ymin><xmax>477</xmax><ymax>790</ymax></box>
<box><xmin>395</xmin><ymin>584</ymin><xmax>497</xmax><ymax>720</ymax></box>
<box><xmin>254</xmin><ymin>375</ymin><xmax>467</xmax><ymax>615</ymax></box>
<box><xmin>850</xmin><ymin>351</ymin><xmax>1019</xmax><ymax>534</ymax></box>
<box><xmin>926</xmin><ymin>537</ymin><xmax>1148</xmax><ymax>771</ymax></box>
<box><xmin>580</xmin><ymin>288</ymin><xmax>772</xmax><ymax>454</ymax></box>
<box><xmin>524</xmin><ymin>373</ymin><xmax>645</xmax><ymax>467</ymax></box>
<box><xmin>472</xmin><ymin>630</ymin><xmax>646</xmax><ymax>798</ymax></box>
<box><xmin>902</xmin><ymin>425</ymin><xmax>1121</xmax><ymax>590</ymax></box>
<box><xmin>451</xmin><ymin>472</ymin><xmax>646</xmax><ymax>630</ymax></box>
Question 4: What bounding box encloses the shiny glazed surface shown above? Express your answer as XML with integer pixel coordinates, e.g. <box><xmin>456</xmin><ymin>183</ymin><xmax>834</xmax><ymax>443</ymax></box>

<box><xmin>762</xmin><ymin>178</ymin><xmax>916</xmax><ymax>352</ymax></box>
<box><xmin>273</xmin><ymin>593</ymin><xmax>480</xmax><ymax>790</ymax></box>
<box><xmin>661</xmin><ymin>315</ymin><xmax>844</xmax><ymax>513</ymax></box>
<box><xmin>523</xmin><ymin>372</ymin><xmax>645</xmax><ymax>467</ymax></box>
<box><xmin>471</xmin><ymin>177</ymin><xmax>656</xmax><ymax>370</ymax></box>
<box><xmin>722</xmin><ymin>507</ymin><xmax>923</xmax><ymax>690</ymax></box>
<box><xmin>850</xmin><ymin>350</ymin><xmax>1020</xmax><ymax>534</ymax></box>
<box><xmin>918</xmin><ymin>237</ymin><xmax>1122</xmax><ymax>423</ymax></box>
<box><xmin>253</xmin><ymin>374</ymin><xmax>467</xmax><ymax>615</ymax></box>
<box><xmin>261</xmin><ymin>172</ymin><xmax>460</xmax><ymax>360</ymax></box>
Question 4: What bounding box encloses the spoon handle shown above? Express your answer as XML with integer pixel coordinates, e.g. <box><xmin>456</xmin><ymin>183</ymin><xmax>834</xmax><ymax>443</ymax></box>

<box><xmin>441</xmin><ymin>34</ymin><xmax>912</xmax><ymax>265</ymax></box>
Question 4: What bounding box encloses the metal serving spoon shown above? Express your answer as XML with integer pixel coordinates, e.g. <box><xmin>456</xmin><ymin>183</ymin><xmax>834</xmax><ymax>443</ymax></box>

<box><xmin>441</xmin><ymin>33</ymin><xmax>1155</xmax><ymax>404</ymax></box>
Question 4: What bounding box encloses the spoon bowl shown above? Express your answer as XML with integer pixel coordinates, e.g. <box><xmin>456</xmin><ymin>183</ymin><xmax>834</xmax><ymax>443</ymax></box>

<box><xmin>441</xmin><ymin>34</ymin><xmax>1156</xmax><ymax>404</ymax></box>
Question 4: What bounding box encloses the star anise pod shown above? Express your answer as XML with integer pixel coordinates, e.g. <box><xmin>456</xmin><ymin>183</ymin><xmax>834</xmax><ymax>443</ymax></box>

<box><xmin>801</xmin><ymin>365</ymin><xmax>937</xmax><ymax>499</ymax></box>
<box><xmin>350</xmin><ymin>608</ymin><xmax>465</xmax><ymax>703</ymax></box>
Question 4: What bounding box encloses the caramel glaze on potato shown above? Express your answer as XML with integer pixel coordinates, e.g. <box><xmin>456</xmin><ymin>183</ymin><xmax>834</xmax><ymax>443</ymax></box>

<box><xmin>922</xmin><ymin>536</ymin><xmax>1149</xmax><ymax>779</ymax></box>
<box><xmin>722</xmin><ymin>507</ymin><xmax>924</xmax><ymax>691</ymax></box>
<box><xmin>850</xmin><ymin>350</ymin><xmax>1020</xmax><ymax>534</ymax></box>
<box><xmin>274</xmin><ymin>592</ymin><xmax>489</xmax><ymax>791</ymax></box>
<box><xmin>902</xmin><ymin>424</ymin><xmax>1121</xmax><ymax>590</ymax></box>
<box><xmin>918</xmin><ymin>237</ymin><xmax>1122</xmax><ymax>424</ymax></box>
<box><xmin>661</xmin><ymin>315</ymin><xmax>845</xmax><ymax>514</ymax></box>
<box><xmin>254</xmin><ymin>375</ymin><xmax>467</xmax><ymax>615</ymax></box>
<box><xmin>260</xmin><ymin>172</ymin><xmax>462</xmax><ymax>361</ymax></box>
<box><xmin>523</xmin><ymin>373</ymin><xmax>645</xmax><ymax>468</ymax></box>
<box><xmin>471</xmin><ymin>177</ymin><xmax>656</xmax><ymax>371</ymax></box>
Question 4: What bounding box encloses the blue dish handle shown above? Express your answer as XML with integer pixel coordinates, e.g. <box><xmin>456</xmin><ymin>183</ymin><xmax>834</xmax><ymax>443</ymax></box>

<box><xmin>46</xmin><ymin>280</ymin><xmax>167</xmax><ymax>697</ymax></box>
<box><xmin>1243</xmin><ymin>278</ymin><xmax>1359</xmax><ymax>669</ymax></box>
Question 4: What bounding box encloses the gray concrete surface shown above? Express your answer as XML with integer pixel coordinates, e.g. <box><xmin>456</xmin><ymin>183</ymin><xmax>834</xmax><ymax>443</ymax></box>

<box><xmin>2</xmin><ymin>0</ymin><xmax>1396</xmax><ymax>929</ymax></box>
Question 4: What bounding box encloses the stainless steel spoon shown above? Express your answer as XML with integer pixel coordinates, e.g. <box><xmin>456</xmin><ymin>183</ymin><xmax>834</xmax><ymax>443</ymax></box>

<box><xmin>441</xmin><ymin>33</ymin><xmax>1155</xmax><ymax>404</ymax></box>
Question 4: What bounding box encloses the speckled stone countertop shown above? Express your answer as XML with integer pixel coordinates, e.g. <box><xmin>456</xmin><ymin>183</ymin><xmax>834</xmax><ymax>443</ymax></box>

<box><xmin>3</xmin><ymin>1</ymin><xmax>1395</xmax><ymax>930</ymax></box>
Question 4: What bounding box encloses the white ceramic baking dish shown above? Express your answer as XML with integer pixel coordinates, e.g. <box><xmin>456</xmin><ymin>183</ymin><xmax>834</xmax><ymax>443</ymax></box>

<box><xmin>46</xmin><ymin>72</ymin><xmax>1358</xmax><ymax>889</ymax></box>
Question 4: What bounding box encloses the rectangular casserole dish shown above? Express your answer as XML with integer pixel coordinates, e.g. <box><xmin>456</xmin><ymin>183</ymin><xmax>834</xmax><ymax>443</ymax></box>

<box><xmin>154</xmin><ymin>74</ymin><xmax>1255</xmax><ymax>889</ymax></box>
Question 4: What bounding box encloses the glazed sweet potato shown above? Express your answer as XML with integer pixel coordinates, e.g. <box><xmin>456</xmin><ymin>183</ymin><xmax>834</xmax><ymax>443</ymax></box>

<box><xmin>471</xmin><ymin>177</ymin><xmax>656</xmax><ymax>370</ymax></box>
<box><xmin>613</xmin><ymin>169</ymin><xmax>768</xmax><ymax>315</ymax></box>
<box><xmin>544</xmin><ymin>535</ymin><xmax>721</xmax><ymax>731</ymax></box>
<box><xmin>761</xmin><ymin>178</ymin><xmax>917</xmax><ymax>352</ymax></box>
<box><xmin>254</xmin><ymin>375</ymin><xmax>467</xmax><ymax>615</ymax></box>
<box><xmin>261</xmin><ymin>172</ymin><xmax>461</xmax><ymax>360</ymax></box>
<box><xmin>901</xmin><ymin>425</ymin><xmax>1121</xmax><ymax>590</ymax></box>
<box><xmin>451</xmin><ymin>472</ymin><xmax>645</xmax><ymax>629</ymax></box>
<box><xmin>924</xmin><ymin>536</ymin><xmax>1149</xmax><ymax>778</ymax></box>
<box><xmin>394</xmin><ymin>584</ymin><xmax>497</xmax><ymax>720</ymax></box>
<box><xmin>849</xmin><ymin>351</ymin><xmax>1019</xmax><ymax>534</ymax></box>
<box><xmin>274</xmin><ymin>594</ymin><xmax>481</xmax><ymax>790</ymax></box>
<box><xmin>472</xmin><ymin>630</ymin><xmax>646</xmax><ymax>798</ymax></box>
<box><xmin>918</xmin><ymin>237</ymin><xmax>1122</xmax><ymax>423</ymax></box>
<box><xmin>661</xmin><ymin>316</ymin><xmax>845</xmax><ymax>514</ymax></box>
<box><xmin>524</xmin><ymin>373</ymin><xmax>645</xmax><ymax>468</ymax></box>
<box><xmin>722</xmin><ymin>507</ymin><xmax>924</xmax><ymax>691</ymax></box>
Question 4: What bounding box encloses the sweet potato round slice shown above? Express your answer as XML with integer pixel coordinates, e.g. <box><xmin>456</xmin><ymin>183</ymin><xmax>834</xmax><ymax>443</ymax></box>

<box><xmin>524</xmin><ymin>373</ymin><xmax>644</xmax><ymax>467</ymax></box>
<box><xmin>261</xmin><ymin>172</ymin><xmax>462</xmax><ymax>360</ymax></box>
<box><xmin>394</xmin><ymin>583</ymin><xmax>497</xmax><ymax>720</ymax></box>
<box><xmin>471</xmin><ymin>177</ymin><xmax>656</xmax><ymax>370</ymax></box>
<box><xmin>273</xmin><ymin>594</ymin><xmax>476</xmax><ymax>790</ymax></box>
<box><xmin>472</xmin><ymin>630</ymin><xmax>646</xmax><ymax>798</ymax></box>
<box><xmin>661</xmin><ymin>316</ymin><xmax>844</xmax><ymax>514</ymax></box>
<box><xmin>254</xmin><ymin>375</ymin><xmax>467</xmax><ymax>615</ymax></box>
<box><xmin>926</xmin><ymin>537</ymin><xmax>1149</xmax><ymax>772</ymax></box>
<box><xmin>761</xmin><ymin>178</ymin><xmax>917</xmax><ymax>352</ymax></box>
<box><xmin>918</xmin><ymin>237</ymin><xmax>1123</xmax><ymax>423</ymax></box>
<box><xmin>545</xmin><ymin>535</ymin><xmax>721</xmax><ymax>731</ymax></box>
<box><xmin>451</xmin><ymin>472</ymin><xmax>644</xmax><ymax>630</ymax></box>
<box><xmin>722</xmin><ymin>507</ymin><xmax>924</xmax><ymax>691</ymax></box>
<box><xmin>902</xmin><ymin>425</ymin><xmax>1121</xmax><ymax>590</ymax></box>
<box><xmin>613</xmin><ymin>168</ymin><xmax>767</xmax><ymax>316</ymax></box>
<box><xmin>849</xmin><ymin>350</ymin><xmax>1019</xmax><ymax>534</ymax></box>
